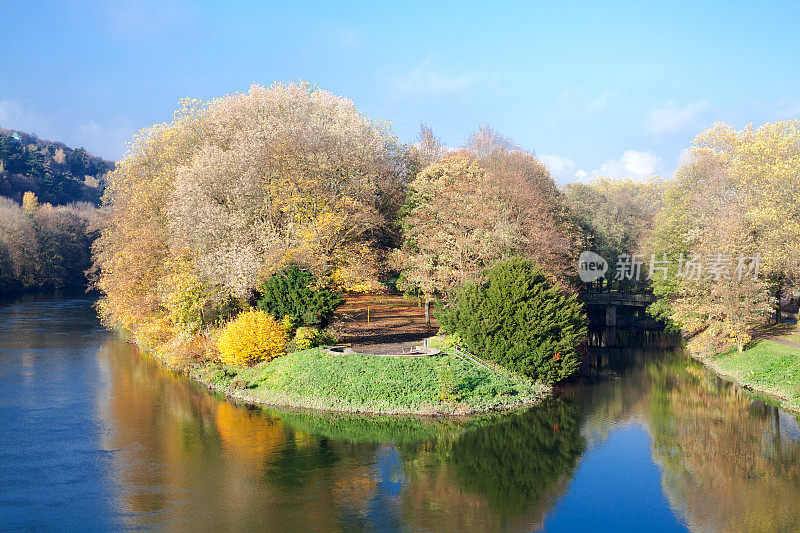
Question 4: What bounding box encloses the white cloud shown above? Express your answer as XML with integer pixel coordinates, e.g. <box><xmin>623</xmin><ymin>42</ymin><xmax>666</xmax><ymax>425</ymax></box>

<box><xmin>0</xmin><ymin>99</ymin><xmax>52</xmax><ymax>136</ymax></box>
<box><xmin>0</xmin><ymin>98</ymin><xmax>129</xmax><ymax>160</ymax></box>
<box><xmin>574</xmin><ymin>169</ymin><xmax>588</xmax><ymax>180</ymax></box>
<box><xmin>647</xmin><ymin>100</ymin><xmax>712</xmax><ymax>135</ymax></box>
<box><xmin>387</xmin><ymin>56</ymin><xmax>483</xmax><ymax>101</ymax></box>
<box><xmin>592</xmin><ymin>150</ymin><xmax>661</xmax><ymax>179</ymax></box>
<box><xmin>539</xmin><ymin>154</ymin><xmax>576</xmax><ymax>176</ymax></box>
<box><xmin>585</xmin><ymin>91</ymin><xmax>614</xmax><ymax>115</ymax></box>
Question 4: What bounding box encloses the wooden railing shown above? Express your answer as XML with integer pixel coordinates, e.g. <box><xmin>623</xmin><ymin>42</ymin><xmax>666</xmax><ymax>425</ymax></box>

<box><xmin>443</xmin><ymin>344</ymin><xmax>518</xmax><ymax>384</ymax></box>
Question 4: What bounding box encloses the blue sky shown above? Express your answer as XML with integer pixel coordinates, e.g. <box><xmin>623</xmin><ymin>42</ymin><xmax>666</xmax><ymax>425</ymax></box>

<box><xmin>2</xmin><ymin>1</ymin><xmax>799</xmax><ymax>183</ymax></box>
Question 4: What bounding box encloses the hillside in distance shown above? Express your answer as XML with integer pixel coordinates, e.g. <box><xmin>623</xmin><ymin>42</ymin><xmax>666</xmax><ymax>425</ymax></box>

<box><xmin>0</xmin><ymin>127</ymin><xmax>114</xmax><ymax>205</ymax></box>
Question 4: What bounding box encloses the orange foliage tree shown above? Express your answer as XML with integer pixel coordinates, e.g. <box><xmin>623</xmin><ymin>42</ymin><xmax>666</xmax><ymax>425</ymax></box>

<box><xmin>395</xmin><ymin>127</ymin><xmax>577</xmax><ymax>323</ymax></box>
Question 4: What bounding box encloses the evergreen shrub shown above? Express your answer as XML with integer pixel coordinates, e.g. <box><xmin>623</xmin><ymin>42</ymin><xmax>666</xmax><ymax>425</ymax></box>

<box><xmin>256</xmin><ymin>265</ymin><xmax>343</xmax><ymax>327</ymax></box>
<box><xmin>437</xmin><ymin>257</ymin><xmax>587</xmax><ymax>383</ymax></box>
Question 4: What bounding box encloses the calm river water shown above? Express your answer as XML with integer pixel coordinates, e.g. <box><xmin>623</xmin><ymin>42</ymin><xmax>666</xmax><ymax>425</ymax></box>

<box><xmin>2</xmin><ymin>293</ymin><xmax>800</xmax><ymax>532</ymax></box>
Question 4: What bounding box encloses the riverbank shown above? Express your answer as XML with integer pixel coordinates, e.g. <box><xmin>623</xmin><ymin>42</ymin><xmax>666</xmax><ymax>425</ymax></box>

<box><xmin>691</xmin><ymin>330</ymin><xmax>800</xmax><ymax>413</ymax></box>
<box><xmin>189</xmin><ymin>347</ymin><xmax>550</xmax><ymax>417</ymax></box>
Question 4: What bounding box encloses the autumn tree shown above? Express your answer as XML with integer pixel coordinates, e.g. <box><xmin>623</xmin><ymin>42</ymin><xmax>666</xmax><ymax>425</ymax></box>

<box><xmin>22</xmin><ymin>191</ymin><xmax>38</xmax><ymax>212</ymax></box>
<box><xmin>94</xmin><ymin>82</ymin><xmax>410</xmax><ymax>354</ymax></box>
<box><xmin>472</xmin><ymin>132</ymin><xmax>574</xmax><ymax>283</ymax></box>
<box><xmin>0</xmin><ymin>195</ymin><xmax>95</xmax><ymax>293</ymax></box>
<box><xmin>412</xmin><ymin>122</ymin><xmax>447</xmax><ymax>169</ymax></box>
<box><xmin>647</xmin><ymin>121</ymin><xmax>800</xmax><ymax>352</ymax></box>
<box><xmin>166</xmin><ymin>83</ymin><xmax>407</xmax><ymax>295</ymax></box>
<box><xmin>396</xmin><ymin>127</ymin><xmax>577</xmax><ymax>324</ymax></box>
<box><xmin>564</xmin><ymin>178</ymin><xmax>665</xmax><ymax>290</ymax></box>
<box><xmin>396</xmin><ymin>153</ymin><xmax>516</xmax><ymax>324</ymax></box>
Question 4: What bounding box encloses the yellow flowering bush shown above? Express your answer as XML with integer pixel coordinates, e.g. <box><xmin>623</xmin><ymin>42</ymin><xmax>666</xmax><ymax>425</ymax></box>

<box><xmin>217</xmin><ymin>309</ymin><xmax>288</xmax><ymax>366</ymax></box>
<box><xmin>293</xmin><ymin>326</ymin><xmax>320</xmax><ymax>350</ymax></box>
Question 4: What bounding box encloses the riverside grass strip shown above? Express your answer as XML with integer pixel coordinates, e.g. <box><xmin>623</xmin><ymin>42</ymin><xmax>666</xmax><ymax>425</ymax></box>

<box><xmin>703</xmin><ymin>337</ymin><xmax>800</xmax><ymax>413</ymax></box>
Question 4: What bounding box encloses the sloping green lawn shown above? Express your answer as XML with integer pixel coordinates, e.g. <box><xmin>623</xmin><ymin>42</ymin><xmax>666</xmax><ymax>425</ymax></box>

<box><xmin>196</xmin><ymin>348</ymin><xmax>548</xmax><ymax>415</ymax></box>
<box><xmin>707</xmin><ymin>337</ymin><xmax>800</xmax><ymax>411</ymax></box>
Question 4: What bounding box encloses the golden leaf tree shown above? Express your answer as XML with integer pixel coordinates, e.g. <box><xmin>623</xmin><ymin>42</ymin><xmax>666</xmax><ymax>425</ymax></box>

<box><xmin>22</xmin><ymin>191</ymin><xmax>38</xmax><ymax>212</ymax></box>
<box><xmin>94</xmin><ymin>82</ymin><xmax>408</xmax><ymax>353</ymax></box>
<box><xmin>648</xmin><ymin>121</ymin><xmax>800</xmax><ymax>352</ymax></box>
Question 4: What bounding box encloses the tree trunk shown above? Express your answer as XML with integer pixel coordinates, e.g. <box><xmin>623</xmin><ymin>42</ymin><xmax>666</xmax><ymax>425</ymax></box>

<box><xmin>776</xmin><ymin>283</ymin><xmax>783</xmax><ymax>324</ymax></box>
<box><xmin>424</xmin><ymin>299</ymin><xmax>431</xmax><ymax>328</ymax></box>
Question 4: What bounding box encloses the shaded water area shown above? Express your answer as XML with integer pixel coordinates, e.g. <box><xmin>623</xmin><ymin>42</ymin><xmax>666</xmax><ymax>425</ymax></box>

<box><xmin>2</xmin><ymin>294</ymin><xmax>800</xmax><ymax>532</ymax></box>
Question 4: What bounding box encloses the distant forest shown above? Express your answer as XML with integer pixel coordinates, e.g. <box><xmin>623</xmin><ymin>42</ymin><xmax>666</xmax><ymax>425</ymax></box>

<box><xmin>0</xmin><ymin>128</ymin><xmax>112</xmax><ymax>293</ymax></box>
<box><xmin>0</xmin><ymin>128</ymin><xmax>114</xmax><ymax>206</ymax></box>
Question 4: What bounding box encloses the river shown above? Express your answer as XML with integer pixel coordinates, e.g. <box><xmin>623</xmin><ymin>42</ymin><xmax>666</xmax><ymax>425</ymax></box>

<box><xmin>2</xmin><ymin>293</ymin><xmax>800</xmax><ymax>532</ymax></box>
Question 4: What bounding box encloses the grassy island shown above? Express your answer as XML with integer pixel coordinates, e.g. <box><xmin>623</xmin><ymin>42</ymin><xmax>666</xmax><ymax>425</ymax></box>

<box><xmin>192</xmin><ymin>348</ymin><xmax>550</xmax><ymax>416</ymax></box>
<box><xmin>90</xmin><ymin>83</ymin><xmax>589</xmax><ymax>421</ymax></box>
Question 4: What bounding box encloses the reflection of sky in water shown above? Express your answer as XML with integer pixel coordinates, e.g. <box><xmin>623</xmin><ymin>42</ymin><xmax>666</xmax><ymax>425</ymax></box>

<box><xmin>541</xmin><ymin>424</ymin><xmax>688</xmax><ymax>532</ymax></box>
<box><xmin>0</xmin><ymin>296</ymin><xmax>119</xmax><ymax>531</ymax></box>
<box><xmin>5</xmin><ymin>295</ymin><xmax>800</xmax><ymax>532</ymax></box>
<box><xmin>366</xmin><ymin>445</ymin><xmax>405</xmax><ymax>532</ymax></box>
<box><xmin>779</xmin><ymin>411</ymin><xmax>800</xmax><ymax>442</ymax></box>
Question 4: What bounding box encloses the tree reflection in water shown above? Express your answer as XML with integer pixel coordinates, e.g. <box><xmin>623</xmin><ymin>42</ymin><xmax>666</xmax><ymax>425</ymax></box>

<box><xmin>97</xmin><ymin>335</ymin><xmax>586</xmax><ymax>531</ymax></box>
<box><xmin>449</xmin><ymin>400</ymin><xmax>584</xmax><ymax>516</ymax></box>
<box><xmin>647</xmin><ymin>356</ymin><xmax>800</xmax><ymax>533</ymax></box>
<box><xmin>96</xmin><ymin>329</ymin><xmax>800</xmax><ymax>532</ymax></box>
<box><xmin>397</xmin><ymin>399</ymin><xmax>585</xmax><ymax>531</ymax></box>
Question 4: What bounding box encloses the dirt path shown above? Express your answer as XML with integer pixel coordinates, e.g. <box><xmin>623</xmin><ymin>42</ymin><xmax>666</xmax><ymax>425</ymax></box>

<box><xmin>331</xmin><ymin>293</ymin><xmax>438</xmax><ymax>352</ymax></box>
<box><xmin>756</xmin><ymin>323</ymin><xmax>800</xmax><ymax>349</ymax></box>
<box><xmin>766</xmin><ymin>336</ymin><xmax>800</xmax><ymax>350</ymax></box>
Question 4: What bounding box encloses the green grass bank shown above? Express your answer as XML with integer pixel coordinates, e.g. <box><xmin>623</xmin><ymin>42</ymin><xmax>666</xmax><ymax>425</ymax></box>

<box><xmin>191</xmin><ymin>348</ymin><xmax>549</xmax><ymax>416</ymax></box>
<box><xmin>696</xmin><ymin>332</ymin><xmax>800</xmax><ymax>413</ymax></box>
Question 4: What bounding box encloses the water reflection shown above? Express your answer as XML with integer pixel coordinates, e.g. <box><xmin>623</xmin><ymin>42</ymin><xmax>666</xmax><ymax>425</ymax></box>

<box><xmin>560</xmin><ymin>350</ymin><xmax>800</xmax><ymax>532</ymax></box>
<box><xmin>4</xmin><ymin>295</ymin><xmax>800</xmax><ymax>531</ymax></box>
<box><xmin>647</xmin><ymin>357</ymin><xmax>800</xmax><ymax>532</ymax></box>
<box><xmin>96</xmin><ymin>335</ymin><xmax>585</xmax><ymax>531</ymax></box>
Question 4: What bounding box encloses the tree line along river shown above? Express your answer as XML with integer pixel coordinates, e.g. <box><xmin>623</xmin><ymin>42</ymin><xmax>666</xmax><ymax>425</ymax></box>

<box><xmin>1</xmin><ymin>293</ymin><xmax>799</xmax><ymax>532</ymax></box>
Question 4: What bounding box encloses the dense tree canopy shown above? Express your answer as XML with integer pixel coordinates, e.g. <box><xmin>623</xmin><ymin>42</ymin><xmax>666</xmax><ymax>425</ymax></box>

<box><xmin>86</xmin><ymin>76</ymin><xmax>799</xmax><ymax>369</ymax></box>
<box><xmin>564</xmin><ymin>178</ymin><xmax>665</xmax><ymax>290</ymax></box>
<box><xmin>0</xmin><ymin>129</ymin><xmax>111</xmax><ymax>206</ymax></box>
<box><xmin>0</xmin><ymin>194</ymin><xmax>96</xmax><ymax>292</ymax></box>
<box><xmin>647</xmin><ymin>121</ymin><xmax>800</xmax><ymax>351</ymax></box>
<box><xmin>395</xmin><ymin>127</ymin><xmax>576</xmax><ymax>322</ymax></box>
<box><xmin>95</xmin><ymin>82</ymin><xmax>411</xmax><ymax>352</ymax></box>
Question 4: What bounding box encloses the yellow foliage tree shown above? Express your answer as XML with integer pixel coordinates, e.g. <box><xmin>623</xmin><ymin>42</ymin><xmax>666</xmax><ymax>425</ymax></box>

<box><xmin>216</xmin><ymin>309</ymin><xmax>288</xmax><ymax>366</ymax></box>
<box><xmin>94</xmin><ymin>83</ymin><xmax>408</xmax><ymax>358</ymax></box>
<box><xmin>648</xmin><ymin>120</ymin><xmax>800</xmax><ymax>349</ymax></box>
<box><xmin>690</xmin><ymin>121</ymin><xmax>800</xmax><ymax>280</ymax></box>
<box><xmin>22</xmin><ymin>191</ymin><xmax>38</xmax><ymax>212</ymax></box>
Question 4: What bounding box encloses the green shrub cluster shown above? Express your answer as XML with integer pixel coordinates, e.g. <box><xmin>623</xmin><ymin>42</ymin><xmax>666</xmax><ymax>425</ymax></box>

<box><xmin>256</xmin><ymin>265</ymin><xmax>343</xmax><ymax>327</ymax></box>
<box><xmin>438</xmin><ymin>257</ymin><xmax>587</xmax><ymax>383</ymax></box>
